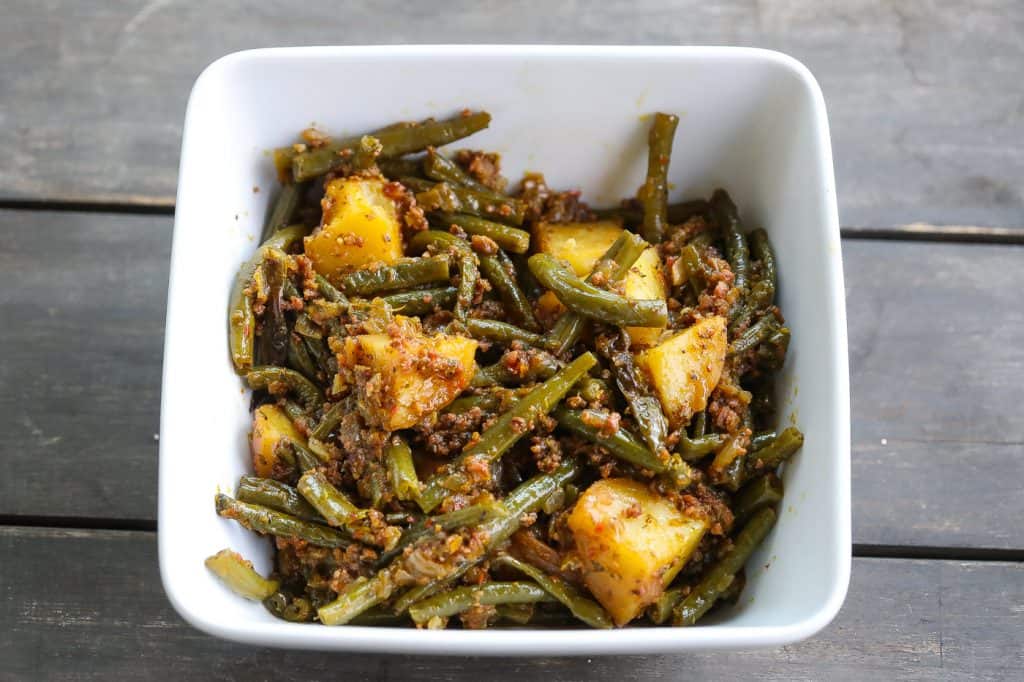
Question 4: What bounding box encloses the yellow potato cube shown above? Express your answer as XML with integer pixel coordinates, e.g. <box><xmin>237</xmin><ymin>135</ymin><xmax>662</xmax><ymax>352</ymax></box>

<box><xmin>339</xmin><ymin>321</ymin><xmax>477</xmax><ymax>430</ymax></box>
<box><xmin>533</xmin><ymin>222</ymin><xmax>666</xmax><ymax>347</ymax></box>
<box><xmin>568</xmin><ymin>478</ymin><xmax>708</xmax><ymax>626</ymax></box>
<box><xmin>250</xmin><ymin>404</ymin><xmax>305</xmax><ymax>478</ymax></box>
<box><xmin>304</xmin><ymin>177</ymin><xmax>403</xmax><ymax>284</ymax></box>
<box><xmin>635</xmin><ymin>316</ymin><xmax>727</xmax><ymax>428</ymax></box>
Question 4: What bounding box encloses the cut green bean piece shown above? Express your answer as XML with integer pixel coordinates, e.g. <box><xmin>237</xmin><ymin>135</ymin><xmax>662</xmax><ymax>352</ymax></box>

<box><xmin>263</xmin><ymin>591</ymin><xmax>315</xmax><ymax>622</ymax></box>
<box><xmin>433</xmin><ymin>213</ymin><xmax>531</xmax><ymax>254</ymax></box>
<box><xmin>477</xmin><ymin>249</ymin><xmax>541</xmax><ymax>330</ymax></box>
<box><xmin>730</xmin><ymin>315</ymin><xmax>779</xmax><ymax>355</ymax></box>
<box><xmin>750</xmin><ymin>431</ymin><xmax>776</xmax><ymax>452</ymax></box>
<box><xmin>543</xmin><ymin>232</ymin><xmax>648</xmax><ymax>355</ymax></box>
<box><xmin>261</xmin><ymin>182</ymin><xmax>305</xmax><ymax>242</ymax></box>
<box><xmin>597</xmin><ymin>332</ymin><xmax>669</xmax><ymax>455</ymax></box>
<box><xmin>205</xmin><ymin>548</ymin><xmax>280</xmax><ymax>600</ymax></box>
<box><xmin>292</xmin><ymin>111</ymin><xmax>491</xmax><ymax>181</ymax></box>
<box><xmin>287</xmin><ymin>332</ymin><xmax>319</xmax><ymax>381</ymax></box>
<box><xmin>649</xmin><ymin>586</ymin><xmax>684</xmax><ymax>625</ymax></box>
<box><xmin>228</xmin><ymin>225</ymin><xmax>307</xmax><ymax>374</ymax></box>
<box><xmin>418</xmin><ymin>353</ymin><xmax>597</xmax><ymax>513</ymax></box>
<box><xmin>674</xmin><ymin>508</ymin><xmax>777</xmax><ymax>626</ymax></box>
<box><xmin>638</xmin><ymin>113</ymin><xmax>679</xmax><ymax>243</ymax></box>
<box><xmin>411</xmin><ymin>179</ymin><xmax>526</xmax><ymax>226</ymax></box>
<box><xmin>255</xmin><ymin>249</ymin><xmax>289</xmax><ymax>367</ymax></box>
<box><xmin>678</xmin><ymin>433</ymin><xmax>727</xmax><ymax>461</ymax></box>
<box><xmin>297</xmin><ymin>470</ymin><xmax>399</xmax><ymax>549</ymax></box>
<box><xmin>733</xmin><ymin>474</ymin><xmax>784</xmax><ymax>525</ymax></box>
<box><xmin>553</xmin><ymin>407</ymin><xmax>692</xmax><ymax>487</ymax></box>
<box><xmin>215</xmin><ymin>494</ymin><xmax>350</xmax><ymax>548</ymax></box>
<box><xmin>318</xmin><ymin>572</ymin><xmax>395</xmax><ymax>626</ymax></box>
<box><xmin>470</xmin><ymin>351</ymin><xmax>563</xmax><ymax>387</ymax></box>
<box><xmin>385</xmin><ymin>435</ymin><xmax>421</xmax><ymax>502</ymax></box>
<box><xmin>529</xmin><ymin>254</ymin><xmax>668</xmax><ymax>328</ymax></box>
<box><xmin>749</xmin><ymin>427</ymin><xmax>804</xmax><ymax>469</ymax></box>
<box><xmin>374</xmin><ymin>502</ymin><xmax>506</xmax><ymax>569</ymax></box>
<box><xmin>749</xmin><ymin>228</ymin><xmax>777</xmax><ymax>307</ymax></box>
<box><xmin>311</xmin><ymin>401</ymin><xmax>347</xmax><ymax>440</ymax></box>
<box><xmin>314</xmin><ymin>274</ymin><xmax>348</xmax><ymax>305</ymax></box>
<box><xmin>494</xmin><ymin>555</ymin><xmax>612</xmax><ymax>629</ymax></box>
<box><xmin>377</xmin><ymin>157</ymin><xmax>425</xmax><ymax>180</ymax></box>
<box><xmin>466</xmin><ymin>318</ymin><xmax>543</xmax><ymax>347</ymax></box>
<box><xmin>237</xmin><ymin>476</ymin><xmax>321</xmax><ymax>522</ymax></box>
<box><xmin>245</xmin><ymin>366</ymin><xmax>325</xmax><ymax>411</ymax></box>
<box><xmin>710</xmin><ymin>189</ymin><xmax>749</xmax><ymax>293</ymax></box>
<box><xmin>339</xmin><ymin>257</ymin><xmax>451</xmax><ymax>297</ymax></box>
<box><xmin>408</xmin><ymin>582</ymin><xmax>550</xmax><ymax>624</ymax></box>
<box><xmin>423</xmin><ymin>149</ymin><xmax>498</xmax><ymax>196</ymax></box>
<box><xmin>380</xmin><ymin>286</ymin><xmax>458</xmax><ymax>315</ymax></box>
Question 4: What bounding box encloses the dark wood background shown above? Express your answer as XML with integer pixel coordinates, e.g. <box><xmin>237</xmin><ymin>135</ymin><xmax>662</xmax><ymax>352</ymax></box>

<box><xmin>1</xmin><ymin>1</ymin><xmax>1021</xmax><ymax>680</ymax></box>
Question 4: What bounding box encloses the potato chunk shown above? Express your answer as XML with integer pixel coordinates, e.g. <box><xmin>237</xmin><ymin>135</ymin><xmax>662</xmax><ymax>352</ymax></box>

<box><xmin>533</xmin><ymin>221</ymin><xmax>666</xmax><ymax>347</ymax></box>
<box><xmin>568</xmin><ymin>478</ymin><xmax>708</xmax><ymax>626</ymax></box>
<box><xmin>250</xmin><ymin>404</ymin><xmax>305</xmax><ymax>478</ymax></box>
<box><xmin>635</xmin><ymin>316</ymin><xmax>727</xmax><ymax>428</ymax></box>
<box><xmin>338</xmin><ymin>319</ymin><xmax>477</xmax><ymax>430</ymax></box>
<box><xmin>305</xmin><ymin>177</ymin><xmax>403</xmax><ymax>284</ymax></box>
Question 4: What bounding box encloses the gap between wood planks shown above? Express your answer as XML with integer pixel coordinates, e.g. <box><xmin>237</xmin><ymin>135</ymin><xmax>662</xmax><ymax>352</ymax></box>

<box><xmin>1</xmin><ymin>515</ymin><xmax>1022</xmax><ymax>563</ymax></box>
<box><xmin>1</xmin><ymin>198</ymin><xmax>1022</xmax><ymax>244</ymax></box>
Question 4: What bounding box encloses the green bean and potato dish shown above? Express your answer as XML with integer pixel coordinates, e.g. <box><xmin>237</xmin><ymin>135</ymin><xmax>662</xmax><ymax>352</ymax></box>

<box><xmin>212</xmin><ymin>110</ymin><xmax>804</xmax><ymax>629</ymax></box>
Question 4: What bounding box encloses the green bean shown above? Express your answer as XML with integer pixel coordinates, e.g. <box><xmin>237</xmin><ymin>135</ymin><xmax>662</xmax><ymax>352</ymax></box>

<box><xmin>494</xmin><ymin>555</ymin><xmax>612</xmax><ymax>629</ymax></box>
<box><xmin>733</xmin><ymin>474</ymin><xmax>784</xmax><ymax>525</ymax></box>
<box><xmin>553</xmin><ymin>407</ymin><xmax>692</xmax><ymax>487</ymax></box>
<box><xmin>264</xmin><ymin>591</ymin><xmax>315</xmax><ymax>622</ymax></box>
<box><xmin>710</xmin><ymin>189</ymin><xmax>749</xmax><ymax>294</ymax></box>
<box><xmin>205</xmin><ymin>548</ymin><xmax>280</xmax><ymax>600</ymax></box>
<box><xmin>678</xmin><ymin>433</ymin><xmax>726</xmax><ymax>461</ymax></box>
<box><xmin>380</xmin><ymin>286</ymin><xmax>458</xmax><ymax>315</ymax></box>
<box><xmin>283</xmin><ymin>437</ymin><xmax>320</xmax><ymax>473</ymax></box>
<box><xmin>418</xmin><ymin>353</ymin><xmax>595</xmax><ymax>512</ymax></box>
<box><xmin>411</xmin><ymin>179</ymin><xmax>526</xmax><ymax>226</ymax></box>
<box><xmin>592</xmin><ymin>199</ymin><xmax>709</xmax><ymax>227</ymax></box>
<box><xmin>528</xmin><ymin>254</ymin><xmax>668</xmax><ymax>328</ymax></box>
<box><xmin>596</xmin><ymin>331</ymin><xmax>669</xmax><ymax>455</ymax></box>
<box><xmin>542</xmin><ymin>232</ymin><xmax>649</xmax><ymax>355</ymax></box>
<box><xmin>477</xmin><ymin>249</ymin><xmax>540</xmax><ymax>331</ymax></box>
<box><xmin>391</xmin><ymin>458</ymin><xmax>579</xmax><ymax>613</ymax></box>
<box><xmin>373</xmin><ymin>502</ymin><xmax>506</xmax><ymax>569</ymax></box>
<box><xmin>691</xmin><ymin>411</ymin><xmax>708</xmax><ymax>438</ymax></box>
<box><xmin>215</xmin><ymin>494</ymin><xmax>350</xmax><ymax>548</ymax></box>
<box><xmin>679</xmin><ymin>244</ymin><xmax>706</xmax><ymax>297</ymax></box>
<box><xmin>466</xmin><ymin>318</ymin><xmax>543</xmax><ymax>346</ymax></box>
<box><xmin>245</xmin><ymin>366</ymin><xmax>325</xmax><ymax>411</ymax></box>
<box><xmin>471</xmin><ymin>352</ymin><xmax>564</xmax><ymax>389</ymax></box>
<box><xmin>750</xmin><ymin>431</ymin><xmax>776</xmax><ymax>452</ymax></box>
<box><xmin>730</xmin><ymin>315</ymin><xmax>779</xmax><ymax>355</ymax></box>
<box><xmin>236</xmin><ymin>476</ymin><xmax>322</xmax><ymax>522</ymax></box>
<box><xmin>310</xmin><ymin>401</ymin><xmax>347</xmax><ymax>440</ymax></box>
<box><xmin>339</xmin><ymin>256</ymin><xmax>451</xmax><ymax>297</ymax></box>
<box><xmin>318</xmin><ymin>572</ymin><xmax>394</xmax><ymax>626</ymax></box>
<box><xmin>352</xmin><ymin>135</ymin><xmax>383</xmax><ymax>171</ymax></box>
<box><xmin>406</xmin><ymin>230</ymin><xmax>478</xmax><ymax>322</ymax></box>
<box><xmin>408</xmin><ymin>582</ymin><xmax>550</xmax><ymax>625</ymax></box>
<box><xmin>756</xmin><ymin>326</ymin><xmax>790</xmax><ymax>370</ymax></box>
<box><xmin>748</xmin><ymin>228</ymin><xmax>777</xmax><ymax>307</ymax></box>
<box><xmin>385</xmin><ymin>435</ymin><xmax>421</xmax><ymax>503</ymax></box>
<box><xmin>286</xmin><ymin>332</ymin><xmax>319</xmax><ymax>381</ymax></box>
<box><xmin>303</xmin><ymin>336</ymin><xmax>336</xmax><ymax>379</ymax></box>
<box><xmin>433</xmin><ymin>213</ymin><xmax>531</xmax><ymax>254</ymax></box>
<box><xmin>296</xmin><ymin>470</ymin><xmax>398</xmax><ymax>549</ymax></box>
<box><xmin>292</xmin><ymin>111</ymin><xmax>491</xmax><ymax>181</ymax></box>
<box><xmin>348</xmin><ymin>607</ymin><xmax>410</xmax><ymax>627</ymax></box>
<box><xmin>261</xmin><ymin>182</ymin><xmax>304</xmax><ymax>242</ymax></box>
<box><xmin>749</xmin><ymin>427</ymin><xmax>804</xmax><ymax>468</ymax></box>
<box><xmin>496</xmin><ymin>603</ymin><xmax>537</xmax><ymax>625</ymax></box>
<box><xmin>638</xmin><ymin>112</ymin><xmax>679</xmax><ymax>243</ymax></box>
<box><xmin>314</xmin><ymin>274</ymin><xmax>348</xmax><ymax>305</ymax></box>
<box><xmin>280</xmin><ymin>400</ymin><xmax>310</xmax><ymax>429</ymax></box>
<box><xmin>423</xmin><ymin>149</ymin><xmax>499</xmax><ymax>196</ymax></box>
<box><xmin>674</xmin><ymin>507</ymin><xmax>777</xmax><ymax>626</ymax></box>
<box><xmin>649</xmin><ymin>586</ymin><xmax>684</xmax><ymax>625</ymax></box>
<box><xmin>255</xmin><ymin>249</ymin><xmax>290</xmax><ymax>366</ymax></box>
<box><xmin>377</xmin><ymin>157</ymin><xmax>425</xmax><ymax>180</ymax></box>
<box><xmin>228</xmin><ymin>225</ymin><xmax>307</xmax><ymax>374</ymax></box>
<box><xmin>293</xmin><ymin>313</ymin><xmax>322</xmax><ymax>339</ymax></box>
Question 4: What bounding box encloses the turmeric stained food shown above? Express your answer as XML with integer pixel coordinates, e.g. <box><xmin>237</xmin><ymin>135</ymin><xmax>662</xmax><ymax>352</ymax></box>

<box><xmin>210</xmin><ymin>110</ymin><xmax>802</xmax><ymax>629</ymax></box>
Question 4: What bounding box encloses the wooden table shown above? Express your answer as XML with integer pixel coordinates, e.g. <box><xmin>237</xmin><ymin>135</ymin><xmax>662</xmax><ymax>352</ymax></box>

<box><xmin>2</xmin><ymin>2</ymin><xmax>1022</xmax><ymax>679</ymax></box>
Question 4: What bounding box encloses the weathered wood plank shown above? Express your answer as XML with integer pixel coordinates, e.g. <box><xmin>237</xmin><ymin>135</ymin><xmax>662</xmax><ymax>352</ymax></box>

<box><xmin>1</xmin><ymin>209</ymin><xmax>1022</xmax><ymax>549</ymax></box>
<box><xmin>2</xmin><ymin>0</ymin><xmax>1023</xmax><ymax>229</ymax></box>
<box><xmin>0</xmin><ymin>526</ymin><xmax>1021</xmax><ymax>680</ymax></box>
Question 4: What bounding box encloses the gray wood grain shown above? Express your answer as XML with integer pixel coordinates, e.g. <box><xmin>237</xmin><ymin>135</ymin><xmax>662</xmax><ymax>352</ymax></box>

<box><xmin>2</xmin><ymin>209</ymin><xmax>1023</xmax><ymax>549</ymax></box>
<box><xmin>1</xmin><ymin>526</ymin><xmax>1021</xmax><ymax>680</ymax></box>
<box><xmin>1</xmin><ymin>0</ymin><xmax>1023</xmax><ymax>229</ymax></box>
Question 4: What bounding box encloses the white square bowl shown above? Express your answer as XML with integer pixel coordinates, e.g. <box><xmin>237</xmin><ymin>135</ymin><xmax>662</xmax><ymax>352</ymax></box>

<box><xmin>160</xmin><ymin>45</ymin><xmax>850</xmax><ymax>655</ymax></box>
